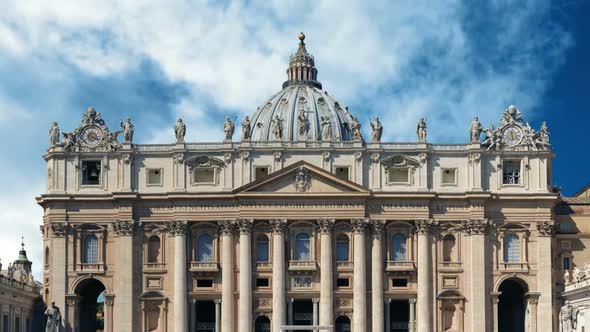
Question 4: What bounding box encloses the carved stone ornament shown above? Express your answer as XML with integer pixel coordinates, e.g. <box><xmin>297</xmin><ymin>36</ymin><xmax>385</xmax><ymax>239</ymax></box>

<box><xmin>415</xmin><ymin>219</ymin><xmax>437</xmax><ymax>235</ymax></box>
<box><xmin>165</xmin><ymin>220</ymin><xmax>188</xmax><ymax>236</ymax></box>
<box><xmin>294</xmin><ymin>166</ymin><xmax>311</xmax><ymax>192</ymax></box>
<box><xmin>270</xmin><ymin>219</ymin><xmax>288</xmax><ymax>234</ymax></box>
<box><xmin>185</xmin><ymin>155</ymin><xmax>225</xmax><ymax>171</ymax></box>
<box><xmin>218</xmin><ymin>220</ymin><xmax>236</xmax><ymax>235</ymax></box>
<box><xmin>294</xmin><ymin>276</ymin><xmax>312</xmax><ymax>288</ymax></box>
<box><xmin>237</xmin><ymin>219</ymin><xmax>254</xmax><ymax>234</ymax></box>
<box><xmin>338</xmin><ymin>298</ymin><xmax>351</xmax><ymax>307</ymax></box>
<box><xmin>461</xmin><ymin>219</ymin><xmax>491</xmax><ymax>235</ymax></box>
<box><xmin>317</xmin><ymin>218</ymin><xmax>335</xmax><ymax>233</ymax></box>
<box><xmin>122</xmin><ymin>154</ymin><xmax>132</xmax><ymax>165</ymax></box>
<box><xmin>50</xmin><ymin>222</ymin><xmax>69</xmax><ymax>237</ymax></box>
<box><xmin>61</xmin><ymin>107</ymin><xmax>124</xmax><ymax>152</ymax></box>
<box><xmin>240</xmin><ymin>151</ymin><xmax>250</xmax><ymax>162</ymax></box>
<box><xmin>354</xmin><ymin>151</ymin><xmax>363</xmax><ymax>163</ymax></box>
<box><xmin>174</xmin><ymin>153</ymin><xmax>184</xmax><ymax>164</ymax></box>
<box><xmin>273</xmin><ymin>151</ymin><xmax>283</xmax><ymax>162</ymax></box>
<box><xmin>351</xmin><ymin>218</ymin><xmax>368</xmax><ymax>233</ymax></box>
<box><xmin>104</xmin><ymin>294</ymin><xmax>115</xmax><ymax>306</ymax></box>
<box><xmin>371</xmin><ymin>153</ymin><xmax>380</xmax><ymax>164</ymax></box>
<box><xmin>467</xmin><ymin>153</ymin><xmax>481</xmax><ymax>165</ymax></box>
<box><xmin>536</xmin><ymin>220</ymin><xmax>555</xmax><ymax>236</ymax></box>
<box><xmin>418</xmin><ymin>153</ymin><xmax>428</xmax><ymax>165</ymax></box>
<box><xmin>112</xmin><ymin>220</ymin><xmax>137</xmax><ymax>236</ymax></box>
<box><xmin>322</xmin><ymin>151</ymin><xmax>331</xmax><ymax>162</ymax></box>
<box><xmin>381</xmin><ymin>155</ymin><xmax>420</xmax><ymax>171</ymax></box>
<box><xmin>224</xmin><ymin>152</ymin><xmax>232</xmax><ymax>164</ymax></box>
<box><xmin>371</xmin><ymin>220</ymin><xmax>384</xmax><ymax>237</ymax></box>
<box><xmin>258</xmin><ymin>298</ymin><xmax>271</xmax><ymax>308</ymax></box>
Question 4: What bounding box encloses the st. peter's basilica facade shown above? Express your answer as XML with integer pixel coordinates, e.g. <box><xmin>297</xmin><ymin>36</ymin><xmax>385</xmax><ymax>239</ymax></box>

<box><xmin>39</xmin><ymin>33</ymin><xmax>559</xmax><ymax>332</ymax></box>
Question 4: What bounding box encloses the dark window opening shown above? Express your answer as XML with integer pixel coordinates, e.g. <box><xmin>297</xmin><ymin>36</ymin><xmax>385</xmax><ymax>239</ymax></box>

<box><xmin>256</xmin><ymin>278</ymin><xmax>270</xmax><ymax>287</ymax></box>
<box><xmin>196</xmin><ymin>279</ymin><xmax>213</xmax><ymax>288</ymax></box>
<box><xmin>82</xmin><ymin>161</ymin><xmax>101</xmax><ymax>185</ymax></box>
<box><xmin>392</xmin><ymin>278</ymin><xmax>408</xmax><ymax>287</ymax></box>
<box><xmin>336</xmin><ymin>278</ymin><xmax>350</xmax><ymax>287</ymax></box>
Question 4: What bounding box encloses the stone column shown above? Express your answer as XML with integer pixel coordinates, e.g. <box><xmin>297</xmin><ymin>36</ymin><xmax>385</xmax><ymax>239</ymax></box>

<box><xmin>189</xmin><ymin>299</ymin><xmax>196</xmax><ymax>332</ymax></box>
<box><xmin>49</xmin><ymin>222</ymin><xmax>68</xmax><ymax>331</ymax></box>
<box><xmin>166</xmin><ymin>220</ymin><xmax>188</xmax><ymax>332</ymax></box>
<box><xmin>270</xmin><ymin>219</ymin><xmax>287</xmax><ymax>332</ymax></box>
<box><xmin>214</xmin><ymin>299</ymin><xmax>221</xmax><ymax>332</ymax></box>
<box><xmin>384</xmin><ymin>299</ymin><xmax>391</xmax><ymax>332</ymax></box>
<box><xmin>536</xmin><ymin>221</ymin><xmax>554</xmax><ymax>332</ymax></box>
<box><xmin>490</xmin><ymin>292</ymin><xmax>501</xmax><ymax>332</ymax></box>
<box><xmin>104</xmin><ymin>294</ymin><xmax>115</xmax><ymax>332</ymax></box>
<box><xmin>312</xmin><ymin>298</ymin><xmax>319</xmax><ymax>326</ymax></box>
<box><xmin>416</xmin><ymin>219</ymin><xmax>435</xmax><ymax>332</ymax></box>
<box><xmin>525</xmin><ymin>293</ymin><xmax>539</xmax><ymax>332</ymax></box>
<box><xmin>219</xmin><ymin>220</ymin><xmax>236</xmax><ymax>332</ymax></box>
<box><xmin>371</xmin><ymin>221</ymin><xmax>384</xmax><ymax>332</ymax></box>
<box><xmin>113</xmin><ymin>220</ymin><xmax>137</xmax><ymax>332</ymax></box>
<box><xmin>65</xmin><ymin>295</ymin><xmax>80</xmax><ymax>332</ymax></box>
<box><xmin>238</xmin><ymin>219</ymin><xmax>253</xmax><ymax>332</ymax></box>
<box><xmin>409</xmin><ymin>298</ymin><xmax>416</xmax><ymax>332</ymax></box>
<box><xmin>352</xmin><ymin>218</ymin><xmax>368</xmax><ymax>332</ymax></box>
<box><xmin>287</xmin><ymin>298</ymin><xmax>294</xmax><ymax>326</ymax></box>
<box><xmin>318</xmin><ymin>218</ymin><xmax>334</xmax><ymax>327</ymax></box>
<box><xmin>463</xmin><ymin>219</ymin><xmax>490</xmax><ymax>332</ymax></box>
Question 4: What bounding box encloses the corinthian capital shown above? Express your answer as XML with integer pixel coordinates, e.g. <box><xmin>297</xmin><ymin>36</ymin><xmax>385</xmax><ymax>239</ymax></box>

<box><xmin>351</xmin><ymin>218</ymin><xmax>368</xmax><ymax>233</ymax></box>
<box><xmin>536</xmin><ymin>220</ymin><xmax>555</xmax><ymax>236</ymax></box>
<box><xmin>237</xmin><ymin>219</ymin><xmax>254</xmax><ymax>234</ymax></box>
<box><xmin>165</xmin><ymin>220</ymin><xmax>188</xmax><ymax>236</ymax></box>
<box><xmin>461</xmin><ymin>219</ymin><xmax>491</xmax><ymax>235</ymax></box>
<box><xmin>371</xmin><ymin>220</ymin><xmax>385</xmax><ymax>238</ymax></box>
<box><xmin>317</xmin><ymin>218</ymin><xmax>335</xmax><ymax>233</ymax></box>
<box><xmin>50</xmin><ymin>222</ymin><xmax>69</xmax><ymax>237</ymax></box>
<box><xmin>112</xmin><ymin>220</ymin><xmax>138</xmax><ymax>236</ymax></box>
<box><xmin>218</xmin><ymin>220</ymin><xmax>236</xmax><ymax>235</ymax></box>
<box><xmin>269</xmin><ymin>219</ymin><xmax>288</xmax><ymax>234</ymax></box>
<box><xmin>415</xmin><ymin>219</ymin><xmax>437</xmax><ymax>235</ymax></box>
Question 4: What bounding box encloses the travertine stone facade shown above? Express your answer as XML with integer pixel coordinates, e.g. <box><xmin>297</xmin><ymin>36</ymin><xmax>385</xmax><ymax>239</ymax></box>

<box><xmin>39</xmin><ymin>34</ymin><xmax>562</xmax><ymax>332</ymax></box>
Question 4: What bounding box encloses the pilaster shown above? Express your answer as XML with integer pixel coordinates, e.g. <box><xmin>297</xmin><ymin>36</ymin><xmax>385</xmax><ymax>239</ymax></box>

<box><xmin>49</xmin><ymin>222</ymin><xmax>68</xmax><ymax>331</ymax></box>
<box><xmin>270</xmin><ymin>219</ymin><xmax>287</xmax><ymax>332</ymax></box>
<box><xmin>318</xmin><ymin>218</ymin><xmax>334</xmax><ymax>327</ymax></box>
<box><xmin>166</xmin><ymin>220</ymin><xmax>188</xmax><ymax>332</ymax></box>
<box><xmin>371</xmin><ymin>220</ymin><xmax>384</xmax><ymax>332</ymax></box>
<box><xmin>218</xmin><ymin>220</ymin><xmax>236</xmax><ymax>332</ymax></box>
<box><xmin>536</xmin><ymin>220</ymin><xmax>554</xmax><ymax>332</ymax></box>
<box><xmin>416</xmin><ymin>219</ymin><xmax>436</xmax><ymax>332</ymax></box>
<box><xmin>462</xmin><ymin>219</ymin><xmax>490</xmax><ymax>332</ymax></box>
<box><xmin>352</xmin><ymin>218</ymin><xmax>367</xmax><ymax>332</ymax></box>
<box><xmin>238</xmin><ymin>219</ymin><xmax>253</xmax><ymax>332</ymax></box>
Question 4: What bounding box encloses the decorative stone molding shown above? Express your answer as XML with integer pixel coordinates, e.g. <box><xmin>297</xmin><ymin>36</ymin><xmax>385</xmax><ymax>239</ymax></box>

<box><xmin>269</xmin><ymin>219</ymin><xmax>288</xmax><ymax>234</ymax></box>
<box><xmin>218</xmin><ymin>220</ymin><xmax>236</xmax><ymax>235</ymax></box>
<box><xmin>185</xmin><ymin>155</ymin><xmax>225</xmax><ymax>171</ymax></box>
<box><xmin>351</xmin><ymin>218</ymin><xmax>368</xmax><ymax>233</ymax></box>
<box><xmin>322</xmin><ymin>151</ymin><xmax>331</xmax><ymax>162</ymax></box>
<box><xmin>418</xmin><ymin>153</ymin><xmax>428</xmax><ymax>165</ymax></box>
<box><xmin>50</xmin><ymin>222</ymin><xmax>69</xmax><ymax>237</ymax></box>
<box><xmin>258</xmin><ymin>297</ymin><xmax>271</xmax><ymax>308</ymax></box>
<box><xmin>461</xmin><ymin>219</ymin><xmax>491</xmax><ymax>235</ymax></box>
<box><xmin>273</xmin><ymin>151</ymin><xmax>283</xmax><ymax>162</ymax></box>
<box><xmin>66</xmin><ymin>294</ymin><xmax>80</xmax><ymax>306</ymax></box>
<box><xmin>317</xmin><ymin>218</ymin><xmax>335</xmax><ymax>233</ymax></box>
<box><xmin>104</xmin><ymin>293</ymin><xmax>115</xmax><ymax>306</ymax></box>
<box><xmin>354</xmin><ymin>151</ymin><xmax>363</xmax><ymax>163</ymax></box>
<box><xmin>312</xmin><ymin>298</ymin><xmax>320</xmax><ymax>304</ymax></box>
<box><xmin>415</xmin><ymin>219</ymin><xmax>437</xmax><ymax>235</ymax></box>
<box><xmin>165</xmin><ymin>220</ymin><xmax>188</xmax><ymax>236</ymax></box>
<box><xmin>112</xmin><ymin>220</ymin><xmax>137</xmax><ymax>236</ymax></box>
<box><xmin>237</xmin><ymin>219</ymin><xmax>254</xmax><ymax>234</ymax></box>
<box><xmin>294</xmin><ymin>166</ymin><xmax>311</xmax><ymax>192</ymax></box>
<box><xmin>240</xmin><ymin>151</ymin><xmax>250</xmax><ymax>162</ymax></box>
<box><xmin>467</xmin><ymin>152</ymin><xmax>481</xmax><ymax>165</ymax></box>
<box><xmin>371</xmin><ymin>220</ymin><xmax>384</xmax><ymax>238</ymax></box>
<box><xmin>371</xmin><ymin>153</ymin><xmax>380</xmax><ymax>164</ymax></box>
<box><xmin>224</xmin><ymin>152</ymin><xmax>232</xmax><ymax>164</ymax></box>
<box><xmin>122</xmin><ymin>153</ymin><xmax>132</xmax><ymax>165</ymax></box>
<box><xmin>214</xmin><ymin>299</ymin><xmax>221</xmax><ymax>304</ymax></box>
<box><xmin>174</xmin><ymin>153</ymin><xmax>184</xmax><ymax>164</ymax></box>
<box><xmin>536</xmin><ymin>220</ymin><xmax>555</xmax><ymax>236</ymax></box>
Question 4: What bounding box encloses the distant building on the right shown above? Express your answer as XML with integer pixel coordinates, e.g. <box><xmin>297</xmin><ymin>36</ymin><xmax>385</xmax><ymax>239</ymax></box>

<box><xmin>556</xmin><ymin>184</ymin><xmax>590</xmax><ymax>331</ymax></box>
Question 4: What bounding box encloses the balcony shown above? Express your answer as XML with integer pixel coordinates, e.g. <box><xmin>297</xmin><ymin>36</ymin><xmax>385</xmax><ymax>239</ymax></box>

<box><xmin>438</xmin><ymin>261</ymin><xmax>462</xmax><ymax>271</ymax></box>
<box><xmin>189</xmin><ymin>261</ymin><xmax>219</xmax><ymax>273</ymax></box>
<box><xmin>288</xmin><ymin>260</ymin><xmax>317</xmax><ymax>272</ymax></box>
<box><xmin>143</xmin><ymin>263</ymin><xmax>167</xmax><ymax>272</ymax></box>
<box><xmin>499</xmin><ymin>262</ymin><xmax>529</xmax><ymax>272</ymax></box>
<box><xmin>76</xmin><ymin>263</ymin><xmax>106</xmax><ymax>274</ymax></box>
<box><xmin>336</xmin><ymin>261</ymin><xmax>353</xmax><ymax>272</ymax></box>
<box><xmin>385</xmin><ymin>261</ymin><xmax>415</xmax><ymax>272</ymax></box>
<box><xmin>255</xmin><ymin>261</ymin><xmax>273</xmax><ymax>271</ymax></box>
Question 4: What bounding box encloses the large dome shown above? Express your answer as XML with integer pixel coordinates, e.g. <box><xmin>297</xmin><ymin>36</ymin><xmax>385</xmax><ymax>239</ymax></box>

<box><xmin>247</xmin><ymin>33</ymin><xmax>357</xmax><ymax>143</ymax></box>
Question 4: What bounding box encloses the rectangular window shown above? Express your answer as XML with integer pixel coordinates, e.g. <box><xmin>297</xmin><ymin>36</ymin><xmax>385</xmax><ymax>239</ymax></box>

<box><xmin>335</xmin><ymin>167</ymin><xmax>350</xmax><ymax>180</ymax></box>
<box><xmin>560</xmin><ymin>223</ymin><xmax>575</xmax><ymax>234</ymax></box>
<box><xmin>502</xmin><ymin>161</ymin><xmax>521</xmax><ymax>185</ymax></box>
<box><xmin>441</xmin><ymin>168</ymin><xmax>457</xmax><ymax>185</ymax></box>
<box><xmin>255</xmin><ymin>167</ymin><xmax>269</xmax><ymax>180</ymax></box>
<box><xmin>256</xmin><ymin>278</ymin><xmax>270</xmax><ymax>288</ymax></box>
<box><xmin>82</xmin><ymin>161</ymin><xmax>101</xmax><ymax>185</ymax></box>
<box><xmin>563</xmin><ymin>257</ymin><xmax>571</xmax><ymax>270</ymax></box>
<box><xmin>196</xmin><ymin>279</ymin><xmax>213</xmax><ymax>288</ymax></box>
<box><xmin>194</xmin><ymin>168</ymin><xmax>215</xmax><ymax>184</ymax></box>
<box><xmin>392</xmin><ymin>278</ymin><xmax>408</xmax><ymax>287</ymax></box>
<box><xmin>388</xmin><ymin>168</ymin><xmax>409</xmax><ymax>184</ymax></box>
<box><xmin>3</xmin><ymin>316</ymin><xmax>8</xmax><ymax>332</ymax></box>
<box><xmin>336</xmin><ymin>278</ymin><xmax>350</xmax><ymax>287</ymax></box>
<box><xmin>15</xmin><ymin>317</ymin><xmax>20</xmax><ymax>332</ymax></box>
<box><xmin>147</xmin><ymin>169</ymin><xmax>163</xmax><ymax>186</ymax></box>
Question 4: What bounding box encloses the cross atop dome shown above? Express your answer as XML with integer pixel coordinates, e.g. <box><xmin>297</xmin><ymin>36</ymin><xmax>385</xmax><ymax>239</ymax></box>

<box><xmin>283</xmin><ymin>32</ymin><xmax>322</xmax><ymax>89</ymax></box>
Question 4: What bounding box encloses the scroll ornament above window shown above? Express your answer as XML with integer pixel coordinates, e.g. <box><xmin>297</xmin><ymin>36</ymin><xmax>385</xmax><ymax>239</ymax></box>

<box><xmin>480</xmin><ymin>105</ymin><xmax>550</xmax><ymax>152</ymax></box>
<box><xmin>185</xmin><ymin>155</ymin><xmax>225</xmax><ymax>171</ymax></box>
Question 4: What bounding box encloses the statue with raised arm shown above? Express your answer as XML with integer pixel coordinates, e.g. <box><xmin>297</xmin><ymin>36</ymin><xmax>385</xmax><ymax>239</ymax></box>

<box><xmin>370</xmin><ymin>116</ymin><xmax>383</xmax><ymax>142</ymax></box>
<box><xmin>320</xmin><ymin>116</ymin><xmax>331</xmax><ymax>141</ymax></box>
<box><xmin>297</xmin><ymin>108</ymin><xmax>310</xmax><ymax>138</ymax></box>
<box><xmin>224</xmin><ymin>117</ymin><xmax>235</xmax><ymax>141</ymax></box>
<box><xmin>417</xmin><ymin>117</ymin><xmax>427</xmax><ymax>142</ymax></box>
<box><xmin>271</xmin><ymin>115</ymin><xmax>283</xmax><ymax>140</ymax></box>
<box><xmin>241</xmin><ymin>116</ymin><xmax>251</xmax><ymax>140</ymax></box>
<box><xmin>120</xmin><ymin>118</ymin><xmax>134</xmax><ymax>143</ymax></box>
<box><xmin>45</xmin><ymin>302</ymin><xmax>62</xmax><ymax>332</ymax></box>
<box><xmin>470</xmin><ymin>116</ymin><xmax>483</xmax><ymax>143</ymax></box>
<box><xmin>49</xmin><ymin>122</ymin><xmax>60</xmax><ymax>146</ymax></box>
<box><xmin>351</xmin><ymin>117</ymin><xmax>363</xmax><ymax>141</ymax></box>
<box><xmin>536</xmin><ymin>121</ymin><xmax>550</xmax><ymax>149</ymax></box>
<box><xmin>174</xmin><ymin>118</ymin><xmax>186</xmax><ymax>143</ymax></box>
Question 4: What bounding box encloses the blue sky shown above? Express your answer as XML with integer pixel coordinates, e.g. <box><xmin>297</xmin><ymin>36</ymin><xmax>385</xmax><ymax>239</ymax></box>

<box><xmin>0</xmin><ymin>0</ymin><xmax>588</xmax><ymax>278</ymax></box>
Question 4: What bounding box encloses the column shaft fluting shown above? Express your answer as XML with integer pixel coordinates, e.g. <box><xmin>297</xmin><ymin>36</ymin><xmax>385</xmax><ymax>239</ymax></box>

<box><xmin>416</xmin><ymin>220</ymin><xmax>433</xmax><ymax>332</ymax></box>
<box><xmin>318</xmin><ymin>219</ymin><xmax>334</xmax><ymax>326</ymax></box>
<box><xmin>238</xmin><ymin>219</ymin><xmax>253</xmax><ymax>332</ymax></box>
<box><xmin>219</xmin><ymin>221</ymin><xmax>235</xmax><ymax>332</ymax></box>
<box><xmin>352</xmin><ymin>219</ymin><xmax>367</xmax><ymax>332</ymax></box>
<box><xmin>271</xmin><ymin>219</ymin><xmax>287</xmax><ymax>332</ymax></box>
<box><xmin>371</xmin><ymin>221</ymin><xmax>384</xmax><ymax>332</ymax></box>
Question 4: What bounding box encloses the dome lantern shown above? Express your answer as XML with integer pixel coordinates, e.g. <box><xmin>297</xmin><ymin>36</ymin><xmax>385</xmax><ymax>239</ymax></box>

<box><xmin>283</xmin><ymin>32</ymin><xmax>322</xmax><ymax>89</ymax></box>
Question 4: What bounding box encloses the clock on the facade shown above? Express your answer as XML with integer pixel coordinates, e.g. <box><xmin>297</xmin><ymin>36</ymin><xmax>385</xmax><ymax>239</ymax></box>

<box><xmin>81</xmin><ymin>126</ymin><xmax>104</xmax><ymax>147</ymax></box>
<box><xmin>502</xmin><ymin>126</ymin><xmax>522</xmax><ymax>146</ymax></box>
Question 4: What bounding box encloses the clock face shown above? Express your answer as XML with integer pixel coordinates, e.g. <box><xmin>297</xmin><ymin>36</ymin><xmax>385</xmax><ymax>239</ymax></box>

<box><xmin>82</xmin><ymin>126</ymin><xmax>103</xmax><ymax>147</ymax></box>
<box><xmin>502</xmin><ymin>126</ymin><xmax>522</xmax><ymax>146</ymax></box>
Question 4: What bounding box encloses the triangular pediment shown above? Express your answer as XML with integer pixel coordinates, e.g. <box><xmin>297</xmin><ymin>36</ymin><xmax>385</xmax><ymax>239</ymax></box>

<box><xmin>234</xmin><ymin>161</ymin><xmax>370</xmax><ymax>196</ymax></box>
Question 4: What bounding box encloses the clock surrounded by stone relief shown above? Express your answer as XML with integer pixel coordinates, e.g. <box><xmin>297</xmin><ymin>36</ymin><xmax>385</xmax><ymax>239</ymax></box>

<box><xmin>502</xmin><ymin>125</ymin><xmax>523</xmax><ymax>146</ymax></box>
<box><xmin>81</xmin><ymin>126</ymin><xmax>104</xmax><ymax>147</ymax></box>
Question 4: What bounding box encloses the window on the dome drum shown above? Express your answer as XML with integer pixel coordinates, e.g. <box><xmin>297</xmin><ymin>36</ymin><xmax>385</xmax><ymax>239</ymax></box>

<box><xmin>502</xmin><ymin>161</ymin><xmax>521</xmax><ymax>185</ymax></box>
<box><xmin>82</xmin><ymin>161</ymin><xmax>101</xmax><ymax>185</ymax></box>
<box><xmin>255</xmin><ymin>167</ymin><xmax>269</xmax><ymax>180</ymax></box>
<box><xmin>335</xmin><ymin>167</ymin><xmax>350</xmax><ymax>180</ymax></box>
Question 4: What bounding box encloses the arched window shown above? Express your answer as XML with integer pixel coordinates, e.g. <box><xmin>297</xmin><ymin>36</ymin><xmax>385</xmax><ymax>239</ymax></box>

<box><xmin>147</xmin><ymin>235</ymin><xmax>161</xmax><ymax>263</ymax></box>
<box><xmin>255</xmin><ymin>316</ymin><xmax>271</xmax><ymax>332</ymax></box>
<box><xmin>45</xmin><ymin>247</ymin><xmax>50</xmax><ymax>265</ymax></box>
<box><xmin>392</xmin><ymin>233</ymin><xmax>407</xmax><ymax>261</ymax></box>
<box><xmin>504</xmin><ymin>234</ymin><xmax>520</xmax><ymax>263</ymax></box>
<box><xmin>256</xmin><ymin>235</ymin><xmax>269</xmax><ymax>262</ymax></box>
<box><xmin>335</xmin><ymin>316</ymin><xmax>351</xmax><ymax>332</ymax></box>
<box><xmin>295</xmin><ymin>233</ymin><xmax>311</xmax><ymax>260</ymax></box>
<box><xmin>442</xmin><ymin>234</ymin><xmax>456</xmax><ymax>262</ymax></box>
<box><xmin>336</xmin><ymin>235</ymin><xmax>350</xmax><ymax>262</ymax></box>
<box><xmin>197</xmin><ymin>234</ymin><xmax>214</xmax><ymax>262</ymax></box>
<box><xmin>83</xmin><ymin>234</ymin><xmax>99</xmax><ymax>264</ymax></box>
